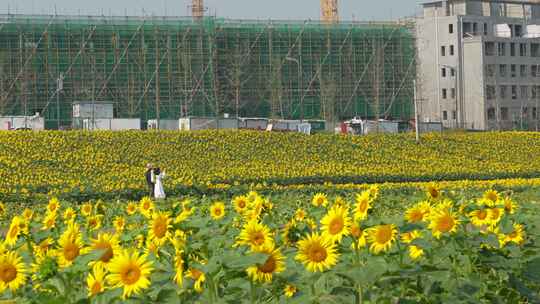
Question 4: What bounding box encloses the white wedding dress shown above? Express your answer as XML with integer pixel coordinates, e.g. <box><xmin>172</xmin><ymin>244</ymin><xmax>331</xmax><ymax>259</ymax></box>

<box><xmin>154</xmin><ymin>172</ymin><xmax>166</xmax><ymax>199</ymax></box>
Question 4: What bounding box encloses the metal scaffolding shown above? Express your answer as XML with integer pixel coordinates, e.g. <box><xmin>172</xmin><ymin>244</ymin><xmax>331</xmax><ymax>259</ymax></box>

<box><xmin>0</xmin><ymin>15</ymin><xmax>416</xmax><ymax>129</ymax></box>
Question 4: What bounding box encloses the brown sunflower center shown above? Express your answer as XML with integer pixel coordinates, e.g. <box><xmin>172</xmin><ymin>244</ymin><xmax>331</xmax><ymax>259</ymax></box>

<box><xmin>91</xmin><ymin>281</ymin><xmax>102</xmax><ymax>295</ymax></box>
<box><xmin>122</xmin><ymin>265</ymin><xmax>141</xmax><ymax>285</ymax></box>
<box><xmin>258</xmin><ymin>256</ymin><xmax>276</xmax><ymax>273</ymax></box>
<box><xmin>429</xmin><ymin>188</ymin><xmax>439</xmax><ymax>198</ymax></box>
<box><xmin>409</xmin><ymin>210</ymin><xmax>424</xmax><ymax>222</ymax></box>
<box><xmin>190</xmin><ymin>269</ymin><xmax>203</xmax><ymax>280</ymax></box>
<box><xmin>63</xmin><ymin>242</ymin><xmax>80</xmax><ymax>261</ymax></box>
<box><xmin>251</xmin><ymin>232</ymin><xmax>265</xmax><ymax>246</ymax></box>
<box><xmin>437</xmin><ymin>215</ymin><xmax>454</xmax><ymax>233</ymax></box>
<box><xmin>351</xmin><ymin>226</ymin><xmax>362</xmax><ymax>238</ymax></box>
<box><xmin>153</xmin><ymin>221</ymin><xmax>167</xmax><ymax>238</ymax></box>
<box><xmin>358</xmin><ymin>200</ymin><xmax>368</xmax><ymax>213</ymax></box>
<box><xmin>213</xmin><ymin>208</ymin><xmax>222</xmax><ymax>216</ymax></box>
<box><xmin>0</xmin><ymin>263</ymin><xmax>17</xmax><ymax>283</ymax></box>
<box><xmin>238</xmin><ymin>201</ymin><xmax>246</xmax><ymax>208</ymax></box>
<box><xmin>509</xmin><ymin>231</ymin><xmax>518</xmax><ymax>238</ymax></box>
<box><xmin>328</xmin><ymin>218</ymin><xmax>344</xmax><ymax>235</ymax></box>
<box><xmin>375</xmin><ymin>225</ymin><xmax>393</xmax><ymax>243</ymax></box>
<box><xmin>8</xmin><ymin>226</ymin><xmax>19</xmax><ymax>238</ymax></box>
<box><xmin>477</xmin><ymin>210</ymin><xmax>488</xmax><ymax>220</ymax></box>
<box><xmin>308</xmin><ymin>244</ymin><xmax>328</xmax><ymax>262</ymax></box>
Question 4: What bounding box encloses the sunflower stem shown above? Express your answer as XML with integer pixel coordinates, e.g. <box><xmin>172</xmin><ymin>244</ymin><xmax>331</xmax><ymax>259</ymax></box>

<box><xmin>250</xmin><ymin>280</ymin><xmax>256</xmax><ymax>304</ymax></box>
<box><xmin>355</xmin><ymin>283</ymin><xmax>363</xmax><ymax>304</ymax></box>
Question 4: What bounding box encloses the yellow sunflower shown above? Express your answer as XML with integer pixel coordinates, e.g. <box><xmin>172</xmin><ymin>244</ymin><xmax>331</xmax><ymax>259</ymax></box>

<box><xmin>468</xmin><ymin>209</ymin><xmax>491</xmax><ymax>227</ymax></box>
<box><xmin>4</xmin><ymin>216</ymin><xmax>22</xmax><ymax>247</ymax></box>
<box><xmin>41</xmin><ymin>212</ymin><xmax>57</xmax><ymax>230</ymax></box>
<box><xmin>170</xmin><ymin>229</ymin><xmax>188</xmax><ymax>251</ymax></box>
<box><xmin>186</xmin><ymin>268</ymin><xmax>206</xmax><ymax>293</ymax></box>
<box><xmin>107</xmin><ymin>249</ymin><xmax>153</xmax><ymax>299</ymax></box>
<box><xmin>499</xmin><ymin>223</ymin><xmax>525</xmax><ymax>246</ymax></box>
<box><xmin>312</xmin><ymin>193</ymin><xmax>328</xmax><ymax>207</ymax></box>
<box><xmin>57</xmin><ymin>222</ymin><xmax>85</xmax><ymax>268</ymax></box>
<box><xmin>81</xmin><ymin>203</ymin><xmax>93</xmax><ymax>217</ymax></box>
<box><xmin>353</xmin><ymin>191</ymin><xmax>372</xmax><ymax>221</ymax></box>
<box><xmin>350</xmin><ymin>223</ymin><xmax>367</xmax><ymax>250</ymax></box>
<box><xmin>366</xmin><ymin>224</ymin><xmax>398</xmax><ymax>254</ymax></box>
<box><xmin>295</xmin><ymin>232</ymin><xmax>339</xmax><ymax>272</ymax></box>
<box><xmin>232</xmin><ymin>195</ymin><xmax>250</xmax><ymax>214</ymax></box>
<box><xmin>246</xmin><ymin>244</ymin><xmax>286</xmax><ymax>283</ymax></box>
<box><xmin>63</xmin><ymin>207</ymin><xmax>77</xmax><ymax>223</ymax></box>
<box><xmin>174</xmin><ymin>200</ymin><xmax>195</xmax><ymax>223</ymax></box>
<box><xmin>426</xmin><ymin>184</ymin><xmax>441</xmax><ymax>201</ymax></box>
<box><xmin>502</xmin><ymin>197</ymin><xmax>518</xmax><ymax>215</ymax></box>
<box><xmin>428</xmin><ymin>209</ymin><xmax>460</xmax><ymax>239</ymax></box>
<box><xmin>482</xmin><ymin>189</ymin><xmax>500</xmax><ymax>205</ymax></box>
<box><xmin>320</xmin><ymin>205</ymin><xmax>351</xmax><ymax>243</ymax></box>
<box><xmin>147</xmin><ymin>211</ymin><xmax>172</xmax><ymax>246</ymax></box>
<box><xmin>114</xmin><ymin>216</ymin><xmax>126</xmax><ymax>232</ymax></box>
<box><xmin>404</xmin><ymin>201</ymin><xmax>431</xmax><ymax>223</ymax></box>
<box><xmin>33</xmin><ymin>237</ymin><xmax>54</xmax><ymax>259</ymax></box>
<box><xmin>236</xmin><ymin>220</ymin><xmax>274</xmax><ymax>250</ymax></box>
<box><xmin>126</xmin><ymin>202</ymin><xmax>137</xmax><ymax>216</ymax></box>
<box><xmin>209</xmin><ymin>202</ymin><xmax>226</xmax><ymax>220</ymax></box>
<box><xmin>89</xmin><ymin>233</ymin><xmax>122</xmax><ymax>266</ymax></box>
<box><xmin>487</xmin><ymin>207</ymin><xmax>504</xmax><ymax>225</ymax></box>
<box><xmin>408</xmin><ymin>245</ymin><xmax>424</xmax><ymax>260</ymax></box>
<box><xmin>47</xmin><ymin>197</ymin><xmax>61</xmax><ymax>214</ymax></box>
<box><xmin>0</xmin><ymin>251</ymin><xmax>27</xmax><ymax>292</ymax></box>
<box><xmin>87</xmin><ymin>264</ymin><xmax>106</xmax><ymax>297</ymax></box>
<box><xmin>22</xmin><ymin>208</ymin><xmax>34</xmax><ymax>221</ymax></box>
<box><xmin>173</xmin><ymin>250</ymin><xmax>184</xmax><ymax>287</ymax></box>
<box><xmin>294</xmin><ymin>208</ymin><xmax>307</xmax><ymax>222</ymax></box>
<box><xmin>0</xmin><ymin>202</ymin><xmax>5</xmax><ymax>217</ymax></box>
<box><xmin>139</xmin><ymin>197</ymin><xmax>154</xmax><ymax>218</ymax></box>
<box><xmin>87</xmin><ymin>215</ymin><xmax>103</xmax><ymax>231</ymax></box>
<box><xmin>284</xmin><ymin>284</ymin><xmax>297</xmax><ymax>298</ymax></box>
<box><xmin>400</xmin><ymin>230</ymin><xmax>422</xmax><ymax>244</ymax></box>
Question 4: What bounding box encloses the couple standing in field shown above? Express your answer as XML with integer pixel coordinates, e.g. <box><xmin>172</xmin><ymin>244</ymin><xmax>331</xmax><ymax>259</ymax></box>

<box><xmin>145</xmin><ymin>163</ymin><xmax>166</xmax><ymax>199</ymax></box>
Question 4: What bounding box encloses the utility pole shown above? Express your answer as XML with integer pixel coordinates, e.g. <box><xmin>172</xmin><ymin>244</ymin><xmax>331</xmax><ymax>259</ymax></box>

<box><xmin>414</xmin><ymin>80</ymin><xmax>420</xmax><ymax>143</ymax></box>
<box><xmin>56</xmin><ymin>73</ymin><xmax>64</xmax><ymax>130</ymax></box>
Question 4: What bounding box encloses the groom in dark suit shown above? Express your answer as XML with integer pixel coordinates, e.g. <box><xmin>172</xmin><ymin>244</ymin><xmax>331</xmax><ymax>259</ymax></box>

<box><xmin>145</xmin><ymin>163</ymin><xmax>155</xmax><ymax>198</ymax></box>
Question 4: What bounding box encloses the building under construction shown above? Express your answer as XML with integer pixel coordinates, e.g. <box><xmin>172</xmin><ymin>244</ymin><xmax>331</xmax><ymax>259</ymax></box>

<box><xmin>0</xmin><ymin>14</ymin><xmax>416</xmax><ymax>129</ymax></box>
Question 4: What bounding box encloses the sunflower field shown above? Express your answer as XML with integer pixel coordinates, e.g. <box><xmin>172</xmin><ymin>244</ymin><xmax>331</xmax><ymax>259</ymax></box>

<box><xmin>0</xmin><ymin>186</ymin><xmax>539</xmax><ymax>303</ymax></box>
<box><xmin>2</xmin><ymin>130</ymin><xmax>540</xmax><ymax>202</ymax></box>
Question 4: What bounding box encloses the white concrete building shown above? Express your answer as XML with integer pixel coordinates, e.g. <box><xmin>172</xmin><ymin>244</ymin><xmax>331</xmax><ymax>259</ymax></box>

<box><xmin>417</xmin><ymin>0</ymin><xmax>540</xmax><ymax>130</ymax></box>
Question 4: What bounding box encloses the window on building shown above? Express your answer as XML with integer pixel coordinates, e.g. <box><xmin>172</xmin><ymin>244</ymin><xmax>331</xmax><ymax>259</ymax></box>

<box><xmin>473</xmin><ymin>23</ymin><xmax>478</xmax><ymax>35</ymax></box>
<box><xmin>515</xmin><ymin>25</ymin><xmax>523</xmax><ymax>37</ymax></box>
<box><xmin>486</xmin><ymin>85</ymin><xmax>496</xmax><ymax>99</ymax></box>
<box><xmin>533</xmin><ymin>86</ymin><xmax>538</xmax><ymax>99</ymax></box>
<box><xmin>441</xmin><ymin>46</ymin><xmax>446</xmax><ymax>56</ymax></box>
<box><xmin>483</xmin><ymin>23</ymin><xmax>488</xmax><ymax>35</ymax></box>
<box><xmin>534</xmin><ymin>107</ymin><xmax>538</xmax><ymax>120</ymax></box>
<box><xmin>450</xmin><ymin>68</ymin><xmax>455</xmax><ymax>77</ymax></box>
<box><xmin>500</xmin><ymin>85</ymin><xmax>507</xmax><ymax>99</ymax></box>
<box><xmin>520</xmin><ymin>43</ymin><xmax>527</xmax><ymax>56</ymax></box>
<box><xmin>499</xmin><ymin>64</ymin><xmax>507</xmax><ymax>77</ymax></box>
<box><xmin>511</xmin><ymin>64</ymin><xmax>517</xmax><ymax>77</ymax></box>
<box><xmin>521</xmin><ymin>86</ymin><xmax>529</xmax><ymax>98</ymax></box>
<box><xmin>487</xmin><ymin>107</ymin><xmax>496</xmax><ymax>120</ymax></box>
<box><xmin>442</xmin><ymin>88</ymin><xmax>447</xmax><ymax>99</ymax></box>
<box><xmin>511</xmin><ymin>85</ymin><xmax>518</xmax><ymax>99</ymax></box>
<box><xmin>449</xmin><ymin>24</ymin><xmax>454</xmax><ymax>34</ymax></box>
<box><xmin>510</xmin><ymin>43</ymin><xmax>516</xmax><ymax>56</ymax></box>
<box><xmin>532</xmin><ymin>43</ymin><xmax>540</xmax><ymax>57</ymax></box>
<box><xmin>520</xmin><ymin>65</ymin><xmax>527</xmax><ymax>77</ymax></box>
<box><xmin>485</xmin><ymin>65</ymin><xmax>495</xmax><ymax>77</ymax></box>
<box><xmin>523</xmin><ymin>107</ymin><xmax>528</xmax><ymax>119</ymax></box>
<box><xmin>532</xmin><ymin>65</ymin><xmax>538</xmax><ymax>77</ymax></box>
<box><xmin>452</xmin><ymin>111</ymin><xmax>457</xmax><ymax>120</ymax></box>
<box><xmin>498</xmin><ymin>42</ymin><xmax>506</xmax><ymax>56</ymax></box>
<box><xmin>450</xmin><ymin>45</ymin><xmax>455</xmax><ymax>56</ymax></box>
<box><xmin>451</xmin><ymin>88</ymin><xmax>456</xmax><ymax>99</ymax></box>
<box><xmin>442</xmin><ymin>68</ymin><xmax>446</xmax><ymax>77</ymax></box>
<box><xmin>501</xmin><ymin>107</ymin><xmax>509</xmax><ymax>120</ymax></box>
<box><xmin>485</xmin><ymin>42</ymin><xmax>495</xmax><ymax>56</ymax></box>
<box><xmin>443</xmin><ymin>110</ymin><xmax>448</xmax><ymax>120</ymax></box>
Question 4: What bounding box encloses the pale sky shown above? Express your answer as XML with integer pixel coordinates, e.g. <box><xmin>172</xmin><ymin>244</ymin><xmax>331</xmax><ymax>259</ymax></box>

<box><xmin>1</xmin><ymin>0</ymin><xmax>425</xmax><ymax>21</ymax></box>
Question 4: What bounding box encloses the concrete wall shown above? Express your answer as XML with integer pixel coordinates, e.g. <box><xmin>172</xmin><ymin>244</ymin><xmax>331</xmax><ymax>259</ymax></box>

<box><xmin>463</xmin><ymin>40</ymin><xmax>486</xmax><ymax>130</ymax></box>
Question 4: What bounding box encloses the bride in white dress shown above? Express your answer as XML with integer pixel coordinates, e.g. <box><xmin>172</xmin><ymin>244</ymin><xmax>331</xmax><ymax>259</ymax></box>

<box><xmin>152</xmin><ymin>167</ymin><xmax>166</xmax><ymax>199</ymax></box>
